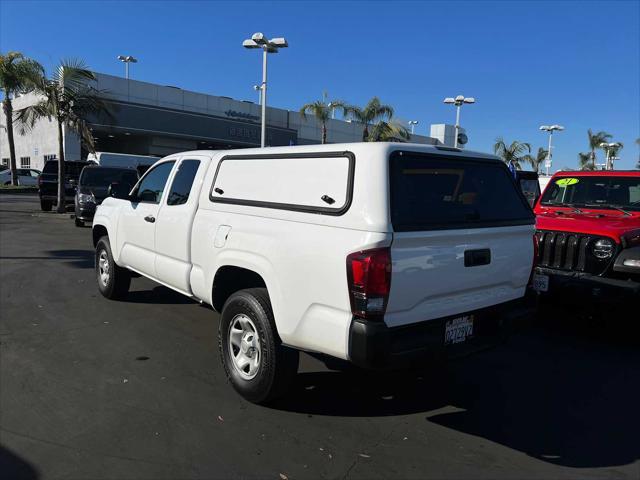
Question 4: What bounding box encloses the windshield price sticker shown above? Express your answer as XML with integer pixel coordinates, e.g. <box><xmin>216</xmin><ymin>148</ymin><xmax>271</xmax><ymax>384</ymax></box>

<box><xmin>556</xmin><ymin>178</ymin><xmax>579</xmax><ymax>187</ymax></box>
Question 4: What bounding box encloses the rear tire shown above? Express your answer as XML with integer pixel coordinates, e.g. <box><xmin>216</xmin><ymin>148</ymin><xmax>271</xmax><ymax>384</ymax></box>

<box><xmin>40</xmin><ymin>199</ymin><xmax>52</xmax><ymax>211</ymax></box>
<box><xmin>75</xmin><ymin>218</ymin><xmax>84</xmax><ymax>227</ymax></box>
<box><xmin>95</xmin><ymin>236</ymin><xmax>131</xmax><ymax>300</ymax></box>
<box><xmin>219</xmin><ymin>288</ymin><xmax>299</xmax><ymax>404</ymax></box>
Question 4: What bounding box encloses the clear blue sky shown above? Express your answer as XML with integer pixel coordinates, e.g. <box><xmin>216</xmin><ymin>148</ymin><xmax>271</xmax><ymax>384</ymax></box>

<box><xmin>1</xmin><ymin>0</ymin><xmax>639</xmax><ymax>170</ymax></box>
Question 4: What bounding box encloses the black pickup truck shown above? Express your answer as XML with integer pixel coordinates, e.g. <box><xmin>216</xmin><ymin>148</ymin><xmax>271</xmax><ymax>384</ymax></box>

<box><xmin>38</xmin><ymin>160</ymin><xmax>92</xmax><ymax>211</ymax></box>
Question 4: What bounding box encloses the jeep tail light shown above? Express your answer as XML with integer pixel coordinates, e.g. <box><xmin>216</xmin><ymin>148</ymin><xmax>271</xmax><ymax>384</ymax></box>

<box><xmin>346</xmin><ymin>247</ymin><xmax>391</xmax><ymax>320</ymax></box>
<box><xmin>37</xmin><ymin>175</ymin><xmax>43</xmax><ymax>186</ymax></box>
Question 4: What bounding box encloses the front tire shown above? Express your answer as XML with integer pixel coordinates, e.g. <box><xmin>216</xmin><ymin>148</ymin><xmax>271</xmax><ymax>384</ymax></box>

<box><xmin>95</xmin><ymin>236</ymin><xmax>131</xmax><ymax>299</ymax></box>
<box><xmin>40</xmin><ymin>199</ymin><xmax>52</xmax><ymax>211</ymax></box>
<box><xmin>219</xmin><ymin>288</ymin><xmax>299</xmax><ymax>404</ymax></box>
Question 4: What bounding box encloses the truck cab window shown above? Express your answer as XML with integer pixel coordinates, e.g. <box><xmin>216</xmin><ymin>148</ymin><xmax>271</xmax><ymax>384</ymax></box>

<box><xmin>134</xmin><ymin>161</ymin><xmax>175</xmax><ymax>204</ymax></box>
<box><xmin>167</xmin><ymin>160</ymin><xmax>200</xmax><ymax>206</ymax></box>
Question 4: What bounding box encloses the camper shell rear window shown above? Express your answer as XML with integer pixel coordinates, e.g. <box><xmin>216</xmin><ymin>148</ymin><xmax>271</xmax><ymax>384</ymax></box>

<box><xmin>210</xmin><ymin>151</ymin><xmax>355</xmax><ymax>215</ymax></box>
<box><xmin>389</xmin><ymin>151</ymin><xmax>534</xmax><ymax>231</ymax></box>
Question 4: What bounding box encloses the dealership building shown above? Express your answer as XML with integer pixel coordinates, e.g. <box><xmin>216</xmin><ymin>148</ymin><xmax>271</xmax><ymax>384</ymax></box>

<box><xmin>1</xmin><ymin>72</ymin><xmax>455</xmax><ymax>171</ymax></box>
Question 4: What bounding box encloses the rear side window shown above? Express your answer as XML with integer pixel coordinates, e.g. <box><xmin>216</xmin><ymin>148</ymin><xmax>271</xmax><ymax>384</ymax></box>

<box><xmin>389</xmin><ymin>152</ymin><xmax>534</xmax><ymax>231</ymax></box>
<box><xmin>167</xmin><ymin>160</ymin><xmax>200</xmax><ymax>205</ymax></box>
<box><xmin>211</xmin><ymin>152</ymin><xmax>354</xmax><ymax>214</ymax></box>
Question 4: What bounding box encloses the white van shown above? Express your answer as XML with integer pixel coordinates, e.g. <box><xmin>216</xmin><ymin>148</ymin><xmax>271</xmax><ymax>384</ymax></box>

<box><xmin>86</xmin><ymin>152</ymin><xmax>159</xmax><ymax>170</ymax></box>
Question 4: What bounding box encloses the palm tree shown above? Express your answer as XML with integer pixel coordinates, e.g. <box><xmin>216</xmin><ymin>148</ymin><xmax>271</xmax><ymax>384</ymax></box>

<box><xmin>523</xmin><ymin>147</ymin><xmax>548</xmax><ymax>173</ymax></box>
<box><xmin>17</xmin><ymin>59</ymin><xmax>110</xmax><ymax>212</ymax></box>
<box><xmin>493</xmin><ymin>138</ymin><xmax>531</xmax><ymax>170</ymax></box>
<box><xmin>342</xmin><ymin>97</ymin><xmax>396</xmax><ymax>142</ymax></box>
<box><xmin>367</xmin><ymin>120</ymin><xmax>410</xmax><ymax>142</ymax></box>
<box><xmin>299</xmin><ymin>98</ymin><xmax>345</xmax><ymax>144</ymax></box>
<box><xmin>587</xmin><ymin>129</ymin><xmax>612</xmax><ymax>169</ymax></box>
<box><xmin>0</xmin><ymin>52</ymin><xmax>44</xmax><ymax>185</ymax></box>
<box><xmin>578</xmin><ymin>152</ymin><xmax>595</xmax><ymax>171</ymax></box>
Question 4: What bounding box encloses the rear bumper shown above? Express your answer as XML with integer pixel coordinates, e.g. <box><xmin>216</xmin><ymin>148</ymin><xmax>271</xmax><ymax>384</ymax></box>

<box><xmin>535</xmin><ymin>266</ymin><xmax>640</xmax><ymax>302</ymax></box>
<box><xmin>348</xmin><ymin>296</ymin><xmax>535</xmax><ymax>369</ymax></box>
<box><xmin>39</xmin><ymin>193</ymin><xmax>75</xmax><ymax>204</ymax></box>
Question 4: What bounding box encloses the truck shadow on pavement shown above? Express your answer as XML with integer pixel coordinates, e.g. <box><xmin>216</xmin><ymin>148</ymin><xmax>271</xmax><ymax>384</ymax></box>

<box><xmin>0</xmin><ymin>445</ymin><xmax>39</xmax><ymax>480</ymax></box>
<box><xmin>272</xmin><ymin>320</ymin><xmax>640</xmax><ymax>469</ymax></box>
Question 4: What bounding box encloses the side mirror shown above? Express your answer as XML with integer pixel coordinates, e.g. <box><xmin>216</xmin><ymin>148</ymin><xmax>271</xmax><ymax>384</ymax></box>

<box><xmin>108</xmin><ymin>182</ymin><xmax>131</xmax><ymax>200</ymax></box>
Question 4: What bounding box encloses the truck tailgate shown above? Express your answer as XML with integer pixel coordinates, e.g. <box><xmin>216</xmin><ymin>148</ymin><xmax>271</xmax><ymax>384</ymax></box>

<box><xmin>385</xmin><ymin>150</ymin><xmax>535</xmax><ymax>328</ymax></box>
<box><xmin>385</xmin><ymin>225</ymin><xmax>534</xmax><ymax>327</ymax></box>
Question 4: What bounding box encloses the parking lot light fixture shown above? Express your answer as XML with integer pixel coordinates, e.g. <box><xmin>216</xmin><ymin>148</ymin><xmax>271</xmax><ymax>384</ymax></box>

<box><xmin>539</xmin><ymin>125</ymin><xmax>565</xmax><ymax>175</ymax></box>
<box><xmin>243</xmin><ymin>32</ymin><xmax>289</xmax><ymax>148</ymax></box>
<box><xmin>408</xmin><ymin>120</ymin><xmax>419</xmax><ymax>134</ymax></box>
<box><xmin>443</xmin><ymin>95</ymin><xmax>475</xmax><ymax>148</ymax></box>
<box><xmin>600</xmin><ymin>142</ymin><xmax>622</xmax><ymax>170</ymax></box>
<box><xmin>117</xmin><ymin>55</ymin><xmax>138</xmax><ymax>79</ymax></box>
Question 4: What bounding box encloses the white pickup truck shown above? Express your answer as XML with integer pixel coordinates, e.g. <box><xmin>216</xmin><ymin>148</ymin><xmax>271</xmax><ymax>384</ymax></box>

<box><xmin>92</xmin><ymin>143</ymin><xmax>536</xmax><ymax>403</ymax></box>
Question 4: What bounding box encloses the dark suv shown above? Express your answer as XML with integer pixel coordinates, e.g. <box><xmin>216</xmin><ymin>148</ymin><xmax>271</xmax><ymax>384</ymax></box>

<box><xmin>38</xmin><ymin>160</ymin><xmax>92</xmax><ymax>211</ymax></box>
<box><xmin>74</xmin><ymin>166</ymin><xmax>139</xmax><ymax>226</ymax></box>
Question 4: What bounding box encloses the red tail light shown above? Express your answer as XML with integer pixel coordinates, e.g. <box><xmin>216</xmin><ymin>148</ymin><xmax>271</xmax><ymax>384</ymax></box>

<box><xmin>346</xmin><ymin>247</ymin><xmax>392</xmax><ymax>320</ymax></box>
<box><xmin>37</xmin><ymin>175</ymin><xmax>43</xmax><ymax>186</ymax></box>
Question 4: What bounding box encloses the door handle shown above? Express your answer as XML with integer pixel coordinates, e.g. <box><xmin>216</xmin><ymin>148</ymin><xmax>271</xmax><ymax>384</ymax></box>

<box><xmin>144</xmin><ymin>215</ymin><xmax>156</xmax><ymax>223</ymax></box>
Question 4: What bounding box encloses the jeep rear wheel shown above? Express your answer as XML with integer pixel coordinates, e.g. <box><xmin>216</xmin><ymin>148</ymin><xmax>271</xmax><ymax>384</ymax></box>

<box><xmin>219</xmin><ymin>288</ymin><xmax>299</xmax><ymax>404</ymax></box>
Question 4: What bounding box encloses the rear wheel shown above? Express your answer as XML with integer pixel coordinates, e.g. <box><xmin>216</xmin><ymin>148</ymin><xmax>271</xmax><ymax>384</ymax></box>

<box><xmin>40</xmin><ymin>199</ymin><xmax>52</xmax><ymax>211</ymax></box>
<box><xmin>95</xmin><ymin>236</ymin><xmax>131</xmax><ymax>299</ymax></box>
<box><xmin>219</xmin><ymin>288</ymin><xmax>299</xmax><ymax>404</ymax></box>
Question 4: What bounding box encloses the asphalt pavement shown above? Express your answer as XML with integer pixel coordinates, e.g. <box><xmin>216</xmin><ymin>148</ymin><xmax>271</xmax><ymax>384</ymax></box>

<box><xmin>1</xmin><ymin>194</ymin><xmax>638</xmax><ymax>480</ymax></box>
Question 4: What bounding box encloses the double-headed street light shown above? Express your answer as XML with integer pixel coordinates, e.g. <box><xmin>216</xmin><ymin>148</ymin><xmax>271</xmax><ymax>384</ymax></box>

<box><xmin>539</xmin><ymin>125</ymin><xmax>564</xmax><ymax>175</ymax></box>
<box><xmin>408</xmin><ymin>120</ymin><xmax>419</xmax><ymax>134</ymax></box>
<box><xmin>117</xmin><ymin>55</ymin><xmax>137</xmax><ymax>79</ymax></box>
<box><xmin>600</xmin><ymin>142</ymin><xmax>622</xmax><ymax>170</ymax></box>
<box><xmin>443</xmin><ymin>95</ymin><xmax>475</xmax><ymax>148</ymax></box>
<box><xmin>243</xmin><ymin>32</ymin><xmax>288</xmax><ymax>148</ymax></box>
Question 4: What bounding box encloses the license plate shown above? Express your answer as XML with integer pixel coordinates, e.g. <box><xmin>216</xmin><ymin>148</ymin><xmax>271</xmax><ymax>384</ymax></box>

<box><xmin>532</xmin><ymin>273</ymin><xmax>549</xmax><ymax>292</ymax></box>
<box><xmin>445</xmin><ymin>315</ymin><xmax>474</xmax><ymax>345</ymax></box>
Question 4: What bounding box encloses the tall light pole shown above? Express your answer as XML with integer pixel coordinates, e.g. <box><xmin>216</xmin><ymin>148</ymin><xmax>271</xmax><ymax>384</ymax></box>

<box><xmin>408</xmin><ymin>120</ymin><xmax>419</xmax><ymax>134</ymax></box>
<box><xmin>539</xmin><ymin>125</ymin><xmax>564</xmax><ymax>175</ymax></box>
<box><xmin>328</xmin><ymin>102</ymin><xmax>337</xmax><ymax>119</ymax></box>
<box><xmin>600</xmin><ymin>142</ymin><xmax>622</xmax><ymax>170</ymax></box>
<box><xmin>443</xmin><ymin>95</ymin><xmax>475</xmax><ymax>148</ymax></box>
<box><xmin>117</xmin><ymin>55</ymin><xmax>138</xmax><ymax>79</ymax></box>
<box><xmin>243</xmin><ymin>32</ymin><xmax>288</xmax><ymax>148</ymax></box>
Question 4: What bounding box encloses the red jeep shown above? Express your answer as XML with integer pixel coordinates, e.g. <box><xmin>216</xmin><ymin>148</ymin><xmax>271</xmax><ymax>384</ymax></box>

<box><xmin>532</xmin><ymin>171</ymin><xmax>640</xmax><ymax>302</ymax></box>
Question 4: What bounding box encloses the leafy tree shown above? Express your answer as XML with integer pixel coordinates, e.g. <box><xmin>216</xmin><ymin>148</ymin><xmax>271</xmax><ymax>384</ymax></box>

<box><xmin>342</xmin><ymin>97</ymin><xmax>396</xmax><ymax>142</ymax></box>
<box><xmin>587</xmin><ymin>129</ymin><xmax>612</xmax><ymax>169</ymax></box>
<box><xmin>523</xmin><ymin>147</ymin><xmax>548</xmax><ymax>173</ymax></box>
<box><xmin>493</xmin><ymin>138</ymin><xmax>531</xmax><ymax>170</ymax></box>
<box><xmin>0</xmin><ymin>52</ymin><xmax>44</xmax><ymax>185</ymax></box>
<box><xmin>17</xmin><ymin>59</ymin><xmax>110</xmax><ymax>212</ymax></box>
<box><xmin>299</xmin><ymin>98</ymin><xmax>345</xmax><ymax>144</ymax></box>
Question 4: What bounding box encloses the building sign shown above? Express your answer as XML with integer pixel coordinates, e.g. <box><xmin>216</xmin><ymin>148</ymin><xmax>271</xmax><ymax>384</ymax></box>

<box><xmin>224</xmin><ymin>110</ymin><xmax>259</xmax><ymax>122</ymax></box>
<box><xmin>229</xmin><ymin>126</ymin><xmax>259</xmax><ymax>140</ymax></box>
